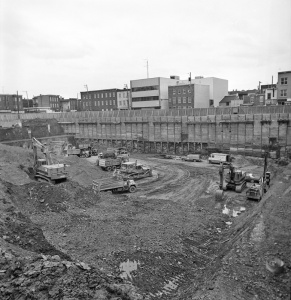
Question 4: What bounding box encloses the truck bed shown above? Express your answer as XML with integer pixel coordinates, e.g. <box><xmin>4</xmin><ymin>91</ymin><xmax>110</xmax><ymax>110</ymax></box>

<box><xmin>92</xmin><ymin>178</ymin><xmax>126</xmax><ymax>192</ymax></box>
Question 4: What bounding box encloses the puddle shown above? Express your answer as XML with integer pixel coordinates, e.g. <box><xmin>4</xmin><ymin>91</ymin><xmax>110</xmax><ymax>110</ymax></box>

<box><xmin>222</xmin><ymin>205</ymin><xmax>246</xmax><ymax>217</ymax></box>
<box><xmin>119</xmin><ymin>259</ymin><xmax>140</xmax><ymax>280</ymax></box>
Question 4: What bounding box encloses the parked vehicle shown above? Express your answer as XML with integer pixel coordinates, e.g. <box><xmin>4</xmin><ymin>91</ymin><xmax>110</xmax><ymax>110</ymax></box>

<box><xmin>66</xmin><ymin>144</ymin><xmax>81</xmax><ymax>156</ymax></box>
<box><xmin>181</xmin><ymin>154</ymin><xmax>202</xmax><ymax>162</ymax></box>
<box><xmin>208</xmin><ymin>153</ymin><xmax>231</xmax><ymax>164</ymax></box>
<box><xmin>92</xmin><ymin>178</ymin><xmax>137</xmax><ymax>193</ymax></box>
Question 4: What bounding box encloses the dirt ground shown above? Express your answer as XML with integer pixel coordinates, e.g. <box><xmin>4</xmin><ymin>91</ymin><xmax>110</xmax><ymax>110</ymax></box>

<box><xmin>0</xmin><ymin>143</ymin><xmax>290</xmax><ymax>299</ymax></box>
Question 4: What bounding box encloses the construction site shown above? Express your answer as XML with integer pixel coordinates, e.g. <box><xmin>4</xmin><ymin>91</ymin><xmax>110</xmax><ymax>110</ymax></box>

<box><xmin>0</xmin><ymin>107</ymin><xmax>291</xmax><ymax>300</ymax></box>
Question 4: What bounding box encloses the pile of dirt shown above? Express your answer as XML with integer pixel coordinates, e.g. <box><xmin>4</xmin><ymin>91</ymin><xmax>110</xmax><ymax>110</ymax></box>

<box><xmin>0</xmin><ymin>248</ymin><xmax>143</xmax><ymax>300</ymax></box>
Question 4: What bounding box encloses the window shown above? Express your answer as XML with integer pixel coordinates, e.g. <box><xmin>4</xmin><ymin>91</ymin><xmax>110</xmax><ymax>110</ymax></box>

<box><xmin>173</xmin><ymin>97</ymin><xmax>176</xmax><ymax>104</ymax></box>
<box><xmin>178</xmin><ymin>97</ymin><xmax>181</xmax><ymax>103</ymax></box>
<box><xmin>94</xmin><ymin>94</ymin><xmax>96</xmax><ymax>99</ymax></box>
<box><xmin>119</xmin><ymin>101</ymin><xmax>122</xmax><ymax>106</ymax></box>
<box><xmin>97</xmin><ymin>101</ymin><xmax>100</xmax><ymax>106</ymax></box>
<box><xmin>94</xmin><ymin>101</ymin><xmax>96</xmax><ymax>106</ymax></box>
<box><xmin>109</xmin><ymin>92</ymin><xmax>111</xmax><ymax>97</ymax></box>
<box><xmin>188</xmin><ymin>97</ymin><xmax>191</xmax><ymax>103</ymax></box>
<box><xmin>131</xmin><ymin>85</ymin><xmax>158</xmax><ymax>92</ymax></box>
<box><xmin>89</xmin><ymin>94</ymin><xmax>91</xmax><ymax>99</ymax></box>
<box><xmin>112</xmin><ymin>92</ymin><xmax>115</xmax><ymax>97</ymax></box>
<box><xmin>123</xmin><ymin>92</ymin><xmax>126</xmax><ymax>97</ymax></box>
<box><xmin>267</xmin><ymin>93</ymin><xmax>271</xmax><ymax>99</ymax></box>
<box><xmin>105</xmin><ymin>93</ymin><xmax>107</xmax><ymax>97</ymax></box>
<box><xmin>101</xmin><ymin>93</ymin><xmax>103</xmax><ymax>98</ymax></box>
<box><xmin>183</xmin><ymin>89</ymin><xmax>186</xmax><ymax>94</ymax></box>
<box><xmin>183</xmin><ymin>97</ymin><xmax>186</xmax><ymax>103</ymax></box>
<box><xmin>97</xmin><ymin>94</ymin><xmax>100</xmax><ymax>98</ymax></box>
<box><xmin>188</xmin><ymin>89</ymin><xmax>191</xmax><ymax>93</ymax></box>
<box><xmin>226</xmin><ymin>102</ymin><xmax>230</xmax><ymax>106</ymax></box>
<box><xmin>188</xmin><ymin>106</ymin><xmax>192</xmax><ymax>108</ymax></box>
<box><xmin>169</xmin><ymin>98</ymin><xmax>172</xmax><ymax>103</ymax></box>
<box><xmin>113</xmin><ymin>100</ymin><xmax>115</xmax><ymax>105</ymax></box>
<box><xmin>123</xmin><ymin>100</ymin><xmax>126</xmax><ymax>106</ymax></box>
<box><xmin>281</xmin><ymin>77</ymin><xmax>287</xmax><ymax>85</ymax></box>
<box><xmin>109</xmin><ymin>100</ymin><xmax>112</xmax><ymax>105</ymax></box>
<box><xmin>101</xmin><ymin>101</ymin><xmax>104</xmax><ymax>105</ymax></box>
<box><xmin>173</xmin><ymin>90</ymin><xmax>176</xmax><ymax>95</ymax></box>
<box><xmin>105</xmin><ymin>101</ymin><xmax>108</xmax><ymax>105</ymax></box>
<box><xmin>281</xmin><ymin>89</ymin><xmax>287</xmax><ymax>97</ymax></box>
<box><xmin>178</xmin><ymin>90</ymin><xmax>181</xmax><ymax>94</ymax></box>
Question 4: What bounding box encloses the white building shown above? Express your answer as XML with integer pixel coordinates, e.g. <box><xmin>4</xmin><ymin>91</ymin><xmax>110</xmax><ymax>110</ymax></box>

<box><xmin>117</xmin><ymin>89</ymin><xmax>130</xmax><ymax>110</ymax></box>
<box><xmin>192</xmin><ymin>76</ymin><xmax>228</xmax><ymax>107</ymax></box>
<box><xmin>130</xmin><ymin>77</ymin><xmax>188</xmax><ymax>110</ymax></box>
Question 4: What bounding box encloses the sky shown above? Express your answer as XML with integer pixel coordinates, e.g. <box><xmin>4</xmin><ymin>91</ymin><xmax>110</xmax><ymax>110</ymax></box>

<box><xmin>0</xmin><ymin>0</ymin><xmax>291</xmax><ymax>99</ymax></box>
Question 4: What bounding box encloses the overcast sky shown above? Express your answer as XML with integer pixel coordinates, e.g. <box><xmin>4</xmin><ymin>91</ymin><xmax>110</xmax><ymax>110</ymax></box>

<box><xmin>1</xmin><ymin>0</ymin><xmax>290</xmax><ymax>99</ymax></box>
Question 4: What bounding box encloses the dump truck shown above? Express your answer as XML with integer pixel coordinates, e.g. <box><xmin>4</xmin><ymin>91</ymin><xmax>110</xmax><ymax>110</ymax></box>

<box><xmin>99</xmin><ymin>156</ymin><xmax>129</xmax><ymax>171</ymax></box>
<box><xmin>31</xmin><ymin>137</ymin><xmax>68</xmax><ymax>184</ymax></box>
<box><xmin>119</xmin><ymin>161</ymin><xmax>153</xmax><ymax>180</ymax></box>
<box><xmin>92</xmin><ymin>178</ymin><xmax>137</xmax><ymax>193</ymax></box>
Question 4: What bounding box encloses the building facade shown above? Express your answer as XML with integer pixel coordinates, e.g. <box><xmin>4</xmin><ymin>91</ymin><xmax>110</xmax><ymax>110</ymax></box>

<box><xmin>80</xmin><ymin>89</ymin><xmax>118</xmax><ymax>111</ymax></box>
<box><xmin>219</xmin><ymin>95</ymin><xmax>243</xmax><ymax>107</ymax></box>
<box><xmin>60</xmin><ymin>98</ymin><xmax>78</xmax><ymax>112</ymax></box>
<box><xmin>117</xmin><ymin>89</ymin><xmax>130</xmax><ymax>110</ymax></box>
<box><xmin>192</xmin><ymin>77</ymin><xmax>228</xmax><ymax>107</ymax></box>
<box><xmin>0</xmin><ymin>94</ymin><xmax>23</xmax><ymax>112</ymax></box>
<box><xmin>277</xmin><ymin>71</ymin><xmax>291</xmax><ymax>105</ymax></box>
<box><xmin>130</xmin><ymin>77</ymin><xmax>188</xmax><ymax>110</ymax></box>
<box><xmin>32</xmin><ymin>95</ymin><xmax>60</xmax><ymax>111</ymax></box>
<box><xmin>168</xmin><ymin>83</ymin><xmax>209</xmax><ymax>109</ymax></box>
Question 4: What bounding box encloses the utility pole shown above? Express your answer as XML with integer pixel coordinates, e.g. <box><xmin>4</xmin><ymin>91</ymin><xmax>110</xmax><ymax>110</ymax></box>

<box><xmin>258</xmin><ymin>81</ymin><xmax>262</xmax><ymax>93</ymax></box>
<box><xmin>84</xmin><ymin>84</ymin><xmax>89</xmax><ymax>111</ymax></box>
<box><xmin>16</xmin><ymin>91</ymin><xmax>20</xmax><ymax>119</ymax></box>
<box><xmin>145</xmin><ymin>59</ymin><xmax>149</xmax><ymax>78</ymax></box>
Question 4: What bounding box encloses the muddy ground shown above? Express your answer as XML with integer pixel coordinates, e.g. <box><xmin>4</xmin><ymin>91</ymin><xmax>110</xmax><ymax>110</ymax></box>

<box><xmin>0</xmin><ymin>143</ymin><xmax>290</xmax><ymax>299</ymax></box>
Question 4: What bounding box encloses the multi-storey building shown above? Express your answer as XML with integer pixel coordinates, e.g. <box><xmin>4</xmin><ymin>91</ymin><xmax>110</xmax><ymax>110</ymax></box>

<box><xmin>60</xmin><ymin>98</ymin><xmax>78</xmax><ymax>112</ymax></box>
<box><xmin>0</xmin><ymin>94</ymin><xmax>23</xmax><ymax>112</ymax></box>
<box><xmin>219</xmin><ymin>95</ymin><xmax>243</xmax><ymax>107</ymax></box>
<box><xmin>277</xmin><ymin>71</ymin><xmax>291</xmax><ymax>105</ymax></box>
<box><xmin>32</xmin><ymin>95</ymin><xmax>60</xmax><ymax>111</ymax></box>
<box><xmin>168</xmin><ymin>83</ymin><xmax>209</xmax><ymax>109</ymax></box>
<box><xmin>192</xmin><ymin>76</ymin><xmax>228</xmax><ymax>107</ymax></box>
<box><xmin>117</xmin><ymin>89</ymin><xmax>130</xmax><ymax>110</ymax></box>
<box><xmin>130</xmin><ymin>76</ymin><xmax>188</xmax><ymax>110</ymax></box>
<box><xmin>80</xmin><ymin>89</ymin><xmax>118</xmax><ymax>111</ymax></box>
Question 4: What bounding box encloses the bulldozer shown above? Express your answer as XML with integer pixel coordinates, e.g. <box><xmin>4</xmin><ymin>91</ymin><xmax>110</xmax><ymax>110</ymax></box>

<box><xmin>118</xmin><ymin>161</ymin><xmax>153</xmax><ymax>180</ymax></box>
<box><xmin>31</xmin><ymin>137</ymin><xmax>68</xmax><ymax>184</ymax></box>
<box><xmin>215</xmin><ymin>163</ymin><xmax>247</xmax><ymax>200</ymax></box>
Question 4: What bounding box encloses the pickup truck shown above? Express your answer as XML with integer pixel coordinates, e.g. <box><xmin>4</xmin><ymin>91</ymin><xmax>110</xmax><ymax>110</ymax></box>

<box><xmin>92</xmin><ymin>178</ymin><xmax>137</xmax><ymax>193</ymax></box>
<box><xmin>181</xmin><ymin>154</ymin><xmax>202</xmax><ymax>162</ymax></box>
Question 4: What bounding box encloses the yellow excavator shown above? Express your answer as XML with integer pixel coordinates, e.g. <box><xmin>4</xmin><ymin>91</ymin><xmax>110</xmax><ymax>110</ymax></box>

<box><xmin>31</xmin><ymin>137</ymin><xmax>68</xmax><ymax>184</ymax></box>
<box><xmin>215</xmin><ymin>163</ymin><xmax>247</xmax><ymax>200</ymax></box>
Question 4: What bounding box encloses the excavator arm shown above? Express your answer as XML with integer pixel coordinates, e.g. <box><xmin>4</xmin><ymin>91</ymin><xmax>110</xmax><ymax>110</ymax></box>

<box><xmin>32</xmin><ymin>137</ymin><xmax>53</xmax><ymax>166</ymax></box>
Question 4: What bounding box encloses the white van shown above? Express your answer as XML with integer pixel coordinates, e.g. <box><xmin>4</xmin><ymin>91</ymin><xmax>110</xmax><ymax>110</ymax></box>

<box><xmin>208</xmin><ymin>153</ymin><xmax>231</xmax><ymax>164</ymax></box>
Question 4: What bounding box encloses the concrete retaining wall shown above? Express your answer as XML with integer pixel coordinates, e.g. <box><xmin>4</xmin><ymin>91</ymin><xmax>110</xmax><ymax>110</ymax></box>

<box><xmin>1</xmin><ymin>106</ymin><xmax>291</xmax><ymax>157</ymax></box>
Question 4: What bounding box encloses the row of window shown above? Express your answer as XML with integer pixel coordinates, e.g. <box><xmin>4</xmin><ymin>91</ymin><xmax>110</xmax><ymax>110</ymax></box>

<box><xmin>51</xmin><ymin>103</ymin><xmax>59</xmax><ymax>108</ymax></box>
<box><xmin>171</xmin><ymin>106</ymin><xmax>193</xmax><ymax>109</ymax></box>
<box><xmin>132</xmin><ymin>96</ymin><xmax>159</xmax><ymax>102</ymax></box>
<box><xmin>132</xmin><ymin>86</ymin><xmax>158</xmax><ymax>92</ymax></box>
<box><xmin>49</xmin><ymin>97</ymin><xmax>58</xmax><ymax>102</ymax></box>
<box><xmin>83</xmin><ymin>100</ymin><xmax>116</xmax><ymax>107</ymax></box>
<box><xmin>169</xmin><ymin>97</ymin><xmax>192</xmax><ymax>104</ymax></box>
<box><xmin>172</xmin><ymin>89</ymin><xmax>191</xmax><ymax>95</ymax></box>
<box><xmin>280</xmin><ymin>77</ymin><xmax>288</xmax><ymax>85</ymax></box>
<box><xmin>119</xmin><ymin>100</ymin><xmax>128</xmax><ymax>106</ymax></box>
<box><xmin>83</xmin><ymin>92</ymin><xmax>116</xmax><ymax>100</ymax></box>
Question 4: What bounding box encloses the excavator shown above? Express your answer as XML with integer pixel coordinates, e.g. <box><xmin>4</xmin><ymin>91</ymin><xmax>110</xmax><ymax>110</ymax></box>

<box><xmin>246</xmin><ymin>152</ymin><xmax>270</xmax><ymax>201</ymax></box>
<box><xmin>215</xmin><ymin>163</ymin><xmax>247</xmax><ymax>200</ymax></box>
<box><xmin>31</xmin><ymin>137</ymin><xmax>68</xmax><ymax>184</ymax></box>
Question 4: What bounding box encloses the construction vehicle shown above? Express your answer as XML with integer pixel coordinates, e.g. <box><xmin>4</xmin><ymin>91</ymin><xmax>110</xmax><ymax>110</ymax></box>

<box><xmin>31</xmin><ymin>137</ymin><xmax>68</xmax><ymax>184</ymax></box>
<box><xmin>119</xmin><ymin>161</ymin><xmax>153</xmax><ymax>180</ymax></box>
<box><xmin>99</xmin><ymin>156</ymin><xmax>129</xmax><ymax>171</ymax></box>
<box><xmin>92</xmin><ymin>178</ymin><xmax>137</xmax><ymax>193</ymax></box>
<box><xmin>215</xmin><ymin>163</ymin><xmax>247</xmax><ymax>200</ymax></box>
<box><xmin>246</xmin><ymin>153</ymin><xmax>271</xmax><ymax>201</ymax></box>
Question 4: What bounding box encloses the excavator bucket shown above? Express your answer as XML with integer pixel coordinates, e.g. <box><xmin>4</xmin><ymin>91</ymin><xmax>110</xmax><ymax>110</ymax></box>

<box><xmin>215</xmin><ymin>189</ymin><xmax>224</xmax><ymax>201</ymax></box>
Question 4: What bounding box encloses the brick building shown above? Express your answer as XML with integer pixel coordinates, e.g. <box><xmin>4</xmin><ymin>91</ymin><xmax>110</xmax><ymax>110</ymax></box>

<box><xmin>168</xmin><ymin>83</ymin><xmax>209</xmax><ymax>109</ymax></box>
<box><xmin>0</xmin><ymin>94</ymin><xmax>23</xmax><ymax>112</ymax></box>
<box><xmin>32</xmin><ymin>95</ymin><xmax>61</xmax><ymax>111</ymax></box>
<box><xmin>80</xmin><ymin>89</ymin><xmax>118</xmax><ymax>111</ymax></box>
<box><xmin>60</xmin><ymin>98</ymin><xmax>78</xmax><ymax>112</ymax></box>
<box><xmin>117</xmin><ymin>89</ymin><xmax>130</xmax><ymax>110</ymax></box>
